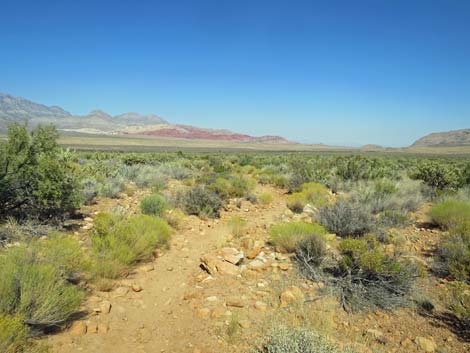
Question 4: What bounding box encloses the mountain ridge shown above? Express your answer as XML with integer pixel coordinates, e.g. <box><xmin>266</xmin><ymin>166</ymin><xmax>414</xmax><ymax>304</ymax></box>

<box><xmin>0</xmin><ymin>92</ymin><xmax>290</xmax><ymax>144</ymax></box>
<box><xmin>412</xmin><ymin>128</ymin><xmax>470</xmax><ymax>147</ymax></box>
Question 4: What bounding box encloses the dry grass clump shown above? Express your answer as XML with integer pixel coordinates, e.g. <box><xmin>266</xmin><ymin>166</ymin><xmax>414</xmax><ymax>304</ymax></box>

<box><xmin>258</xmin><ymin>192</ymin><xmax>273</xmax><ymax>205</ymax></box>
<box><xmin>91</xmin><ymin>213</ymin><xmax>171</xmax><ymax>280</ymax></box>
<box><xmin>269</xmin><ymin>222</ymin><xmax>327</xmax><ymax>253</ymax></box>
<box><xmin>227</xmin><ymin>216</ymin><xmax>248</xmax><ymax>237</ymax></box>
<box><xmin>0</xmin><ymin>246</ymin><xmax>84</xmax><ymax>324</ymax></box>
<box><xmin>287</xmin><ymin>182</ymin><xmax>331</xmax><ymax>213</ymax></box>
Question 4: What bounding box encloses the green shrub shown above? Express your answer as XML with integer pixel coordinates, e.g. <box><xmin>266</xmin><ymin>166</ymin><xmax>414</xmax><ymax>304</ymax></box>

<box><xmin>80</xmin><ymin>177</ymin><xmax>99</xmax><ymax>204</ymax></box>
<box><xmin>437</xmin><ymin>233</ymin><xmax>470</xmax><ymax>282</ymax></box>
<box><xmin>287</xmin><ymin>182</ymin><xmax>331</xmax><ymax>213</ymax></box>
<box><xmin>333</xmin><ymin>237</ymin><xmax>417</xmax><ymax>311</ymax></box>
<box><xmin>429</xmin><ymin>200</ymin><xmax>470</xmax><ymax>230</ymax></box>
<box><xmin>446</xmin><ymin>281</ymin><xmax>470</xmax><ymax>327</ymax></box>
<box><xmin>98</xmin><ymin>176</ymin><xmax>125</xmax><ymax>198</ymax></box>
<box><xmin>91</xmin><ymin>214</ymin><xmax>171</xmax><ymax>279</ymax></box>
<box><xmin>269</xmin><ymin>222</ymin><xmax>327</xmax><ymax>253</ymax></box>
<box><xmin>0</xmin><ymin>124</ymin><xmax>81</xmax><ymax>220</ymax></box>
<box><xmin>255</xmin><ymin>326</ymin><xmax>353</xmax><ymax>353</ymax></box>
<box><xmin>411</xmin><ymin>161</ymin><xmax>461</xmax><ymax>192</ymax></box>
<box><xmin>319</xmin><ymin>200</ymin><xmax>374</xmax><ymax>237</ymax></box>
<box><xmin>178</xmin><ymin>185</ymin><xmax>223</xmax><ymax>218</ymax></box>
<box><xmin>32</xmin><ymin>234</ymin><xmax>87</xmax><ymax>279</ymax></box>
<box><xmin>140</xmin><ymin>194</ymin><xmax>167</xmax><ymax>216</ymax></box>
<box><xmin>259</xmin><ymin>192</ymin><xmax>273</xmax><ymax>205</ymax></box>
<box><xmin>0</xmin><ymin>246</ymin><xmax>84</xmax><ymax>324</ymax></box>
<box><xmin>0</xmin><ymin>314</ymin><xmax>28</xmax><ymax>353</ymax></box>
<box><xmin>295</xmin><ymin>235</ymin><xmax>327</xmax><ymax>280</ymax></box>
<box><xmin>227</xmin><ymin>216</ymin><xmax>247</xmax><ymax>237</ymax></box>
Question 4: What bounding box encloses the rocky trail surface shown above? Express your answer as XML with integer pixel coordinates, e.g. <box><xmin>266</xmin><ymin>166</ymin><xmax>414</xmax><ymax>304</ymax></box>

<box><xmin>49</xmin><ymin>185</ymin><xmax>289</xmax><ymax>353</ymax></box>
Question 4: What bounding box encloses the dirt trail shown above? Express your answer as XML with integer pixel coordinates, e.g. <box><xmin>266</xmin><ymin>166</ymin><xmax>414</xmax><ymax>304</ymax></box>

<box><xmin>49</xmin><ymin>185</ymin><xmax>287</xmax><ymax>353</ymax></box>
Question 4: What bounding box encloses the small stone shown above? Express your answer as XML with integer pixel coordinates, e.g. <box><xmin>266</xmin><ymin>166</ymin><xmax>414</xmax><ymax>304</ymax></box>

<box><xmin>86</xmin><ymin>321</ymin><xmax>98</xmax><ymax>334</ymax></box>
<box><xmin>197</xmin><ymin>308</ymin><xmax>211</xmax><ymax>319</ymax></box>
<box><xmin>141</xmin><ymin>264</ymin><xmax>155</xmax><ymax>272</ymax></box>
<box><xmin>99</xmin><ymin>301</ymin><xmax>112</xmax><ymax>314</ymax></box>
<box><xmin>365</xmin><ymin>329</ymin><xmax>386</xmax><ymax>344</ymax></box>
<box><xmin>238</xmin><ymin>319</ymin><xmax>251</xmax><ymax>328</ymax></box>
<box><xmin>415</xmin><ymin>337</ymin><xmax>437</xmax><ymax>352</ymax></box>
<box><xmin>226</xmin><ymin>298</ymin><xmax>245</xmax><ymax>308</ymax></box>
<box><xmin>280</xmin><ymin>286</ymin><xmax>304</xmax><ymax>307</ymax></box>
<box><xmin>132</xmin><ymin>284</ymin><xmax>143</xmax><ymax>292</ymax></box>
<box><xmin>98</xmin><ymin>323</ymin><xmax>109</xmax><ymax>334</ymax></box>
<box><xmin>69</xmin><ymin>321</ymin><xmax>87</xmax><ymax>336</ymax></box>
<box><xmin>206</xmin><ymin>296</ymin><xmax>218</xmax><ymax>302</ymax></box>
<box><xmin>279</xmin><ymin>263</ymin><xmax>290</xmax><ymax>271</ymax></box>
<box><xmin>254</xmin><ymin>301</ymin><xmax>268</xmax><ymax>311</ymax></box>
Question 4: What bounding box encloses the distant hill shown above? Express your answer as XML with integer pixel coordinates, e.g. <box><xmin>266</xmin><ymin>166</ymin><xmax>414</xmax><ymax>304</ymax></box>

<box><xmin>0</xmin><ymin>92</ymin><xmax>290</xmax><ymax>144</ymax></box>
<box><xmin>412</xmin><ymin>129</ymin><xmax>470</xmax><ymax>147</ymax></box>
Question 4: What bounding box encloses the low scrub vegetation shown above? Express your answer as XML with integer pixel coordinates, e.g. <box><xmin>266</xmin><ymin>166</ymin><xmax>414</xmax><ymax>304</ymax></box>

<box><xmin>255</xmin><ymin>326</ymin><xmax>355</xmax><ymax>353</ymax></box>
<box><xmin>0</xmin><ymin>246</ymin><xmax>84</xmax><ymax>324</ymax></box>
<box><xmin>91</xmin><ymin>213</ymin><xmax>171</xmax><ymax>279</ymax></box>
<box><xmin>269</xmin><ymin>222</ymin><xmax>327</xmax><ymax>253</ymax></box>
<box><xmin>446</xmin><ymin>281</ymin><xmax>470</xmax><ymax>328</ymax></box>
<box><xmin>140</xmin><ymin>193</ymin><xmax>167</xmax><ymax>216</ymax></box>
<box><xmin>227</xmin><ymin>216</ymin><xmax>247</xmax><ymax>237</ymax></box>
<box><xmin>287</xmin><ymin>182</ymin><xmax>331</xmax><ymax>213</ymax></box>
<box><xmin>429</xmin><ymin>199</ymin><xmax>470</xmax><ymax>230</ymax></box>
<box><xmin>174</xmin><ymin>185</ymin><xmax>223</xmax><ymax>218</ymax></box>
<box><xmin>319</xmin><ymin>200</ymin><xmax>375</xmax><ymax>238</ymax></box>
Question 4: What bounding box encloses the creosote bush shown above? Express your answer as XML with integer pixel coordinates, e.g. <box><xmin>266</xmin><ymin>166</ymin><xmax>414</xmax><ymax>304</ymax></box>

<box><xmin>446</xmin><ymin>281</ymin><xmax>470</xmax><ymax>328</ymax></box>
<box><xmin>295</xmin><ymin>235</ymin><xmax>327</xmax><ymax>280</ymax></box>
<box><xmin>332</xmin><ymin>237</ymin><xmax>417</xmax><ymax>311</ymax></box>
<box><xmin>437</xmin><ymin>233</ymin><xmax>470</xmax><ymax>282</ymax></box>
<box><xmin>269</xmin><ymin>222</ymin><xmax>327</xmax><ymax>253</ymax></box>
<box><xmin>319</xmin><ymin>199</ymin><xmax>374</xmax><ymax>237</ymax></box>
<box><xmin>91</xmin><ymin>213</ymin><xmax>171</xmax><ymax>280</ymax></box>
<box><xmin>140</xmin><ymin>193</ymin><xmax>167</xmax><ymax>216</ymax></box>
<box><xmin>176</xmin><ymin>185</ymin><xmax>223</xmax><ymax>218</ymax></box>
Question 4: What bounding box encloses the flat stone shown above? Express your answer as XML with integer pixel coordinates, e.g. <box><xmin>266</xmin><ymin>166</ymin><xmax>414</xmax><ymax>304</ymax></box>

<box><xmin>415</xmin><ymin>337</ymin><xmax>436</xmax><ymax>352</ymax></box>
<box><xmin>69</xmin><ymin>321</ymin><xmax>87</xmax><ymax>336</ymax></box>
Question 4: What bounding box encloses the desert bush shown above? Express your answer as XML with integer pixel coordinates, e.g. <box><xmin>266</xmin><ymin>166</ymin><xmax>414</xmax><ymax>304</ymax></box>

<box><xmin>332</xmin><ymin>237</ymin><xmax>417</xmax><ymax>311</ymax></box>
<box><xmin>0</xmin><ymin>218</ymin><xmax>52</xmax><ymax>245</ymax></box>
<box><xmin>0</xmin><ymin>246</ymin><xmax>84</xmax><ymax>324</ymax></box>
<box><xmin>446</xmin><ymin>281</ymin><xmax>470</xmax><ymax>327</ymax></box>
<box><xmin>0</xmin><ymin>314</ymin><xmax>28</xmax><ymax>353</ymax></box>
<box><xmin>411</xmin><ymin>161</ymin><xmax>461</xmax><ymax>192</ymax></box>
<box><xmin>287</xmin><ymin>182</ymin><xmax>331</xmax><ymax>213</ymax></box>
<box><xmin>140</xmin><ymin>194</ymin><xmax>167</xmax><ymax>216</ymax></box>
<box><xmin>259</xmin><ymin>192</ymin><xmax>273</xmax><ymax>205</ymax></box>
<box><xmin>269</xmin><ymin>222</ymin><xmax>327</xmax><ymax>253</ymax></box>
<box><xmin>295</xmin><ymin>235</ymin><xmax>327</xmax><ymax>280</ymax></box>
<box><xmin>176</xmin><ymin>185</ymin><xmax>223</xmax><ymax>218</ymax></box>
<box><xmin>254</xmin><ymin>326</ymin><xmax>353</xmax><ymax>353</ymax></box>
<box><xmin>98</xmin><ymin>176</ymin><xmax>125</xmax><ymax>198</ymax></box>
<box><xmin>437</xmin><ymin>233</ymin><xmax>470</xmax><ymax>282</ymax></box>
<box><xmin>227</xmin><ymin>216</ymin><xmax>247</xmax><ymax>237</ymax></box>
<box><xmin>80</xmin><ymin>177</ymin><xmax>99</xmax><ymax>205</ymax></box>
<box><xmin>0</xmin><ymin>124</ymin><xmax>81</xmax><ymax>220</ymax></box>
<box><xmin>32</xmin><ymin>234</ymin><xmax>87</xmax><ymax>280</ymax></box>
<box><xmin>318</xmin><ymin>200</ymin><xmax>374</xmax><ymax>237</ymax></box>
<box><xmin>91</xmin><ymin>213</ymin><xmax>171</xmax><ymax>279</ymax></box>
<box><xmin>429</xmin><ymin>199</ymin><xmax>470</xmax><ymax>230</ymax></box>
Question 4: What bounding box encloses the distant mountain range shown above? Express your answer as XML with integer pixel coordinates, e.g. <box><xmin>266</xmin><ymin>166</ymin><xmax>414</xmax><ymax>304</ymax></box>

<box><xmin>0</xmin><ymin>93</ymin><xmax>291</xmax><ymax>144</ymax></box>
<box><xmin>412</xmin><ymin>129</ymin><xmax>470</xmax><ymax>147</ymax></box>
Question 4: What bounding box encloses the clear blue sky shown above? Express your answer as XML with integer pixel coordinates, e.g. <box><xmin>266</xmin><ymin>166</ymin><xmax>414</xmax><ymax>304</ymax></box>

<box><xmin>1</xmin><ymin>0</ymin><xmax>469</xmax><ymax>146</ymax></box>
